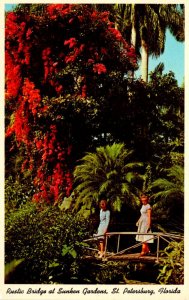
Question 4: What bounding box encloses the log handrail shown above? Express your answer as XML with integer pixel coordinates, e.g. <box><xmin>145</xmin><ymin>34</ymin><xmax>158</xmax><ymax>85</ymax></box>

<box><xmin>83</xmin><ymin>231</ymin><xmax>183</xmax><ymax>263</ymax></box>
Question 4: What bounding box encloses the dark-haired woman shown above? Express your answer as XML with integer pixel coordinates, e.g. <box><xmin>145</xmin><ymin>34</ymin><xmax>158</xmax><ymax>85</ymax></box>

<box><xmin>96</xmin><ymin>199</ymin><xmax>110</xmax><ymax>258</ymax></box>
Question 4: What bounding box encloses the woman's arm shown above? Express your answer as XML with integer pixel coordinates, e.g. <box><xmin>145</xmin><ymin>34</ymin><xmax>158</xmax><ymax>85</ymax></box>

<box><xmin>147</xmin><ymin>208</ymin><xmax>152</xmax><ymax>229</ymax></box>
<box><xmin>136</xmin><ymin>216</ymin><xmax>141</xmax><ymax>226</ymax></box>
<box><xmin>104</xmin><ymin>210</ymin><xmax>110</xmax><ymax>233</ymax></box>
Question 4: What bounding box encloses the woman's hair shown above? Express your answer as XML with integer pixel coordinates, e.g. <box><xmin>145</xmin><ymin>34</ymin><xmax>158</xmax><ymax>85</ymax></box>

<box><xmin>100</xmin><ymin>199</ymin><xmax>107</xmax><ymax>205</ymax></box>
<box><xmin>99</xmin><ymin>199</ymin><xmax>109</xmax><ymax>210</ymax></box>
<box><xmin>140</xmin><ymin>192</ymin><xmax>149</xmax><ymax>198</ymax></box>
<box><xmin>140</xmin><ymin>193</ymin><xmax>150</xmax><ymax>202</ymax></box>
<box><xmin>99</xmin><ymin>194</ymin><xmax>106</xmax><ymax>200</ymax></box>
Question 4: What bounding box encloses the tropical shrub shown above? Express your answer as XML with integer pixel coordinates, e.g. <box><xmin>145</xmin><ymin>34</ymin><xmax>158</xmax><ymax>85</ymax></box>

<box><xmin>5</xmin><ymin>175</ymin><xmax>34</xmax><ymax>213</ymax></box>
<box><xmin>157</xmin><ymin>240</ymin><xmax>184</xmax><ymax>284</ymax></box>
<box><xmin>5</xmin><ymin>202</ymin><xmax>92</xmax><ymax>283</ymax></box>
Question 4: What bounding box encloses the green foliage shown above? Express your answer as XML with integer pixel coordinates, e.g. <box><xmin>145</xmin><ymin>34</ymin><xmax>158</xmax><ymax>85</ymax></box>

<box><xmin>105</xmin><ymin>67</ymin><xmax>183</xmax><ymax>166</ymax></box>
<box><xmin>62</xmin><ymin>244</ymin><xmax>77</xmax><ymax>259</ymax></box>
<box><xmin>73</xmin><ymin>143</ymin><xmax>144</xmax><ymax>214</ymax></box>
<box><xmin>142</xmin><ymin>163</ymin><xmax>152</xmax><ymax>192</ymax></box>
<box><xmin>5</xmin><ymin>202</ymin><xmax>91</xmax><ymax>283</ymax></box>
<box><xmin>149</xmin><ymin>165</ymin><xmax>184</xmax><ymax>223</ymax></box>
<box><xmin>39</xmin><ymin>94</ymin><xmax>100</xmax><ymax>159</ymax></box>
<box><xmin>148</xmin><ymin>65</ymin><xmax>184</xmax><ymax>168</ymax></box>
<box><xmin>151</xmin><ymin>165</ymin><xmax>184</xmax><ymax>197</ymax></box>
<box><xmin>5</xmin><ymin>176</ymin><xmax>34</xmax><ymax>213</ymax></box>
<box><xmin>94</xmin><ymin>261</ymin><xmax>129</xmax><ymax>284</ymax></box>
<box><xmin>79</xmin><ymin>260</ymin><xmax>158</xmax><ymax>284</ymax></box>
<box><xmin>5</xmin><ymin>259</ymin><xmax>25</xmax><ymax>283</ymax></box>
<box><xmin>157</xmin><ymin>240</ymin><xmax>184</xmax><ymax>284</ymax></box>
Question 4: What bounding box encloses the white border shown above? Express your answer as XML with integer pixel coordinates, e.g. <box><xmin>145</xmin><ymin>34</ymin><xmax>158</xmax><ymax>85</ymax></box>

<box><xmin>1</xmin><ymin>1</ymin><xmax>188</xmax><ymax>299</ymax></box>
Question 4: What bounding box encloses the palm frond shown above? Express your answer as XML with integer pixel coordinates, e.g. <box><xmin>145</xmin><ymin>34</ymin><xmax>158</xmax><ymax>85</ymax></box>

<box><xmin>106</xmin><ymin>170</ymin><xmax>118</xmax><ymax>179</ymax></box>
<box><xmin>121</xmin><ymin>182</ymin><xmax>130</xmax><ymax>195</ymax></box>
<box><xmin>125</xmin><ymin>172</ymin><xmax>136</xmax><ymax>183</ymax></box>
<box><xmin>99</xmin><ymin>180</ymin><xmax>112</xmax><ymax>194</ymax></box>
<box><xmin>112</xmin><ymin>196</ymin><xmax>122</xmax><ymax>212</ymax></box>
<box><xmin>123</xmin><ymin>161</ymin><xmax>143</xmax><ymax>170</ymax></box>
<box><xmin>151</xmin><ymin>178</ymin><xmax>174</xmax><ymax>191</ymax></box>
<box><xmin>149</xmin><ymin>165</ymin><xmax>184</xmax><ymax>219</ymax></box>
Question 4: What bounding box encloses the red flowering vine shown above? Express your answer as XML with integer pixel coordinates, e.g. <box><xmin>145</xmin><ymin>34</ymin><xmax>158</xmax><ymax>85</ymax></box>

<box><xmin>5</xmin><ymin>4</ymin><xmax>137</xmax><ymax>205</ymax></box>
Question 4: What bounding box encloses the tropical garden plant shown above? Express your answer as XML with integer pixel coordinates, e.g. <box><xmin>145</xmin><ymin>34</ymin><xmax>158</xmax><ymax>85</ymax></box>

<box><xmin>5</xmin><ymin>202</ymin><xmax>92</xmax><ymax>283</ymax></box>
<box><xmin>157</xmin><ymin>240</ymin><xmax>184</xmax><ymax>284</ymax></box>
<box><xmin>149</xmin><ymin>164</ymin><xmax>184</xmax><ymax>226</ymax></box>
<box><xmin>73</xmin><ymin>143</ymin><xmax>144</xmax><ymax>215</ymax></box>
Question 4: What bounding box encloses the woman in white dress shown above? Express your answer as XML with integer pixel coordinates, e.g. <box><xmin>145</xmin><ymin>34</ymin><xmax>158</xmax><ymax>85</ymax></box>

<box><xmin>96</xmin><ymin>199</ymin><xmax>110</xmax><ymax>258</ymax></box>
<box><xmin>136</xmin><ymin>194</ymin><xmax>154</xmax><ymax>256</ymax></box>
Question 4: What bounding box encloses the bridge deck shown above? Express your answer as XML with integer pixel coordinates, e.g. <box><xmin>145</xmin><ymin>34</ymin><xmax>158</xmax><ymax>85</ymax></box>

<box><xmin>83</xmin><ymin>252</ymin><xmax>159</xmax><ymax>263</ymax></box>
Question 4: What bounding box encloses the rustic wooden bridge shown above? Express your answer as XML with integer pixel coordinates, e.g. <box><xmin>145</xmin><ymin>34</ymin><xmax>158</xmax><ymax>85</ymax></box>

<box><xmin>83</xmin><ymin>231</ymin><xmax>183</xmax><ymax>263</ymax></box>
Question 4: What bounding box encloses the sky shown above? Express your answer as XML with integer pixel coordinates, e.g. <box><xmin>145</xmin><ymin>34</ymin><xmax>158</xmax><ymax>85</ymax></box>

<box><xmin>148</xmin><ymin>30</ymin><xmax>184</xmax><ymax>86</ymax></box>
<box><xmin>5</xmin><ymin>3</ymin><xmax>185</xmax><ymax>86</ymax></box>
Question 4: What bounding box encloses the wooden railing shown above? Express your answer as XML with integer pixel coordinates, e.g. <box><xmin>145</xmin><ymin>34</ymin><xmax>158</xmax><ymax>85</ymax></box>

<box><xmin>83</xmin><ymin>232</ymin><xmax>183</xmax><ymax>263</ymax></box>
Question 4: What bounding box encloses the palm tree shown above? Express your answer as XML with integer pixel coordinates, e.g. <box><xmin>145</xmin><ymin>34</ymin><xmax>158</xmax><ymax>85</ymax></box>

<box><xmin>113</xmin><ymin>4</ymin><xmax>184</xmax><ymax>82</ymax></box>
<box><xmin>73</xmin><ymin>143</ymin><xmax>143</xmax><ymax>214</ymax></box>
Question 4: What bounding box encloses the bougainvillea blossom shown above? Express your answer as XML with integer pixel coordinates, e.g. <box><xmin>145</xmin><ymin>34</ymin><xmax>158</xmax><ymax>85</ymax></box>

<box><xmin>93</xmin><ymin>63</ymin><xmax>107</xmax><ymax>74</ymax></box>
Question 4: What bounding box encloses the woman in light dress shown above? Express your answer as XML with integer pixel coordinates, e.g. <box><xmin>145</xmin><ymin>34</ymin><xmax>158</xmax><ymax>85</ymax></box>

<box><xmin>96</xmin><ymin>199</ymin><xmax>110</xmax><ymax>258</ymax></box>
<box><xmin>136</xmin><ymin>194</ymin><xmax>154</xmax><ymax>256</ymax></box>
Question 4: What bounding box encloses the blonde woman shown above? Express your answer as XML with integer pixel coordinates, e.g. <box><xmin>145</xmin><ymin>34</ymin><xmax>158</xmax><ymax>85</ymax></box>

<box><xmin>136</xmin><ymin>194</ymin><xmax>154</xmax><ymax>256</ymax></box>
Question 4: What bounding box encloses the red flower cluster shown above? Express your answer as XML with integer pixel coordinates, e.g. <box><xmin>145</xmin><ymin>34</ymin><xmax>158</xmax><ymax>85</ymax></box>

<box><xmin>5</xmin><ymin>55</ymin><xmax>22</xmax><ymax>98</ymax></box>
<box><xmin>93</xmin><ymin>63</ymin><xmax>107</xmax><ymax>74</ymax></box>
<box><xmin>12</xmin><ymin>104</ymin><xmax>30</xmax><ymax>146</ymax></box>
<box><xmin>47</xmin><ymin>4</ymin><xmax>71</xmax><ymax>20</ymax></box>
<box><xmin>5</xmin><ymin>12</ymin><xmax>19</xmax><ymax>36</ymax></box>
<box><xmin>32</xmin><ymin>123</ymin><xmax>73</xmax><ymax>203</ymax></box>
<box><xmin>64</xmin><ymin>37</ymin><xmax>77</xmax><ymax>49</ymax></box>
<box><xmin>126</xmin><ymin>46</ymin><xmax>137</xmax><ymax>65</ymax></box>
<box><xmin>22</xmin><ymin>78</ymin><xmax>41</xmax><ymax>116</ymax></box>
<box><xmin>42</xmin><ymin>47</ymin><xmax>56</xmax><ymax>81</ymax></box>
<box><xmin>42</xmin><ymin>47</ymin><xmax>63</xmax><ymax>94</ymax></box>
<box><xmin>109</xmin><ymin>28</ymin><xmax>123</xmax><ymax>42</ymax></box>
<box><xmin>5</xmin><ymin>12</ymin><xmax>33</xmax><ymax>99</ymax></box>
<box><xmin>64</xmin><ymin>44</ymin><xmax>85</xmax><ymax>64</ymax></box>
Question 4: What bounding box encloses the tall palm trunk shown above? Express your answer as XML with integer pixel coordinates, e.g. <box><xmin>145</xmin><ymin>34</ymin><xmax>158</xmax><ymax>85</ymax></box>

<box><xmin>131</xmin><ymin>4</ymin><xmax>136</xmax><ymax>47</ymax></box>
<box><xmin>141</xmin><ymin>39</ymin><xmax>148</xmax><ymax>82</ymax></box>
<box><xmin>130</xmin><ymin>4</ymin><xmax>136</xmax><ymax>79</ymax></box>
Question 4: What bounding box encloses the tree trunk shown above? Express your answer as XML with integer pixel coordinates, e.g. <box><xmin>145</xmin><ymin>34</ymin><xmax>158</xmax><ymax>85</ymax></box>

<box><xmin>141</xmin><ymin>39</ymin><xmax>148</xmax><ymax>82</ymax></box>
<box><xmin>130</xmin><ymin>4</ymin><xmax>136</xmax><ymax>79</ymax></box>
<box><xmin>131</xmin><ymin>4</ymin><xmax>136</xmax><ymax>47</ymax></box>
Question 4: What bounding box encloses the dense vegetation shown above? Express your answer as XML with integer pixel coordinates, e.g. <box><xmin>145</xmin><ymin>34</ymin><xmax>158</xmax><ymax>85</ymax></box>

<box><xmin>5</xmin><ymin>4</ymin><xmax>184</xmax><ymax>284</ymax></box>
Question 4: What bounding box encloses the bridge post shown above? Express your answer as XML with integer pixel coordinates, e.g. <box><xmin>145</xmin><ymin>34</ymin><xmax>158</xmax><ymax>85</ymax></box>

<box><xmin>104</xmin><ymin>234</ymin><xmax>108</xmax><ymax>258</ymax></box>
<box><xmin>156</xmin><ymin>234</ymin><xmax>160</xmax><ymax>263</ymax></box>
<box><xmin>117</xmin><ymin>234</ymin><xmax>120</xmax><ymax>253</ymax></box>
